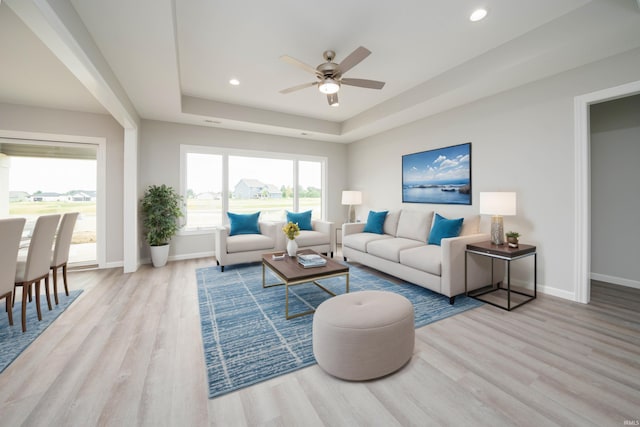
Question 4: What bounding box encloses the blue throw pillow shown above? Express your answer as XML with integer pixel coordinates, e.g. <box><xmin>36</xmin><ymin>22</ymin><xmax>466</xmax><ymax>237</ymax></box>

<box><xmin>227</xmin><ymin>211</ymin><xmax>261</xmax><ymax>236</ymax></box>
<box><xmin>428</xmin><ymin>213</ymin><xmax>463</xmax><ymax>245</ymax></box>
<box><xmin>363</xmin><ymin>210</ymin><xmax>388</xmax><ymax>234</ymax></box>
<box><xmin>286</xmin><ymin>210</ymin><xmax>313</xmax><ymax>231</ymax></box>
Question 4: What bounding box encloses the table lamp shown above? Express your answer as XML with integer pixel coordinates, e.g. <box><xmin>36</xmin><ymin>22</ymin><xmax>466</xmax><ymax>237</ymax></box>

<box><xmin>341</xmin><ymin>190</ymin><xmax>362</xmax><ymax>223</ymax></box>
<box><xmin>479</xmin><ymin>192</ymin><xmax>516</xmax><ymax>245</ymax></box>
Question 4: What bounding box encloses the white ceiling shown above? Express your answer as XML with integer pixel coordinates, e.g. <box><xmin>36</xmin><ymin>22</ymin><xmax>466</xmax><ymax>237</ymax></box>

<box><xmin>2</xmin><ymin>0</ymin><xmax>640</xmax><ymax>142</ymax></box>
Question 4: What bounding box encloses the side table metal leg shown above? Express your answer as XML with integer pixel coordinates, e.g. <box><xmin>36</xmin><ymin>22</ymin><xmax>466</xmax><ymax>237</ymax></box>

<box><xmin>491</xmin><ymin>258</ymin><xmax>495</xmax><ymax>288</ymax></box>
<box><xmin>534</xmin><ymin>253</ymin><xmax>537</xmax><ymax>298</ymax></box>
<box><xmin>507</xmin><ymin>260</ymin><xmax>511</xmax><ymax>311</ymax></box>
<box><xmin>465</xmin><ymin>251</ymin><xmax>468</xmax><ymax>295</ymax></box>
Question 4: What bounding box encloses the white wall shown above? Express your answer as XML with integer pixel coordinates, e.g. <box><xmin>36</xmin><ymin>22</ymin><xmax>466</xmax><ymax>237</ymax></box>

<box><xmin>139</xmin><ymin>120</ymin><xmax>348</xmax><ymax>260</ymax></box>
<box><xmin>348</xmin><ymin>47</ymin><xmax>640</xmax><ymax>300</ymax></box>
<box><xmin>0</xmin><ymin>102</ymin><xmax>125</xmax><ymax>265</ymax></box>
<box><xmin>590</xmin><ymin>94</ymin><xmax>640</xmax><ymax>288</ymax></box>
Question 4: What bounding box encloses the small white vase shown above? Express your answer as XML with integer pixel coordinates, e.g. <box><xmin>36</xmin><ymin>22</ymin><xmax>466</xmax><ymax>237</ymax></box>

<box><xmin>286</xmin><ymin>239</ymin><xmax>298</xmax><ymax>257</ymax></box>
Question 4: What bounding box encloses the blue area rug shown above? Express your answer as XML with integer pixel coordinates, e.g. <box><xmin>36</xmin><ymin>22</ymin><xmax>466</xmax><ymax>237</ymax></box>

<box><xmin>196</xmin><ymin>262</ymin><xmax>483</xmax><ymax>398</ymax></box>
<box><xmin>0</xmin><ymin>290</ymin><xmax>83</xmax><ymax>374</ymax></box>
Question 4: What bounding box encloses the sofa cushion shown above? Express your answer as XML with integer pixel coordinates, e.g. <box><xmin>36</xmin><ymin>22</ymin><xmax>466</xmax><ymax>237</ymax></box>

<box><xmin>383</xmin><ymin>210</ymin><xmax>401</xmax><ymax>236</ymax></box>
<box><xmin>296</xmin><ymin>230</ymin><xmax>330</xmax><ymax>247</ymax></box>
<box><xmin>396</xmin><ymin>210</ymin><xmax>433</xmax><ymax>242</ymax></box>
<box><xmin>363</xmin><ymin>210</ymin><xmax>388</xmax><ymax>234</ymax></box>
<box><xmin>428</xmin><ymin>213</ymin><xmax>463</xmax><ymax>245</ymax></box>
<box><xmin>286</xmin><ymin>210</ymin><xmax>313</xmax><ymax>231</ymax></box>
<box><xmin>400</xmin><ymin>245</ymin><xmax>442</xmax><ymax>276</ymax></box>
<box><xmin>367</xmin><ymin>238</ymin><xmax>425</xmax><ymax>263</ymax></box>
<box><xmin>227</xmin><ymin>211</ymin><xmax>261</xmax><ymax>236</ymax></box>
<box><xmin>343</xmin><ymin>233</ymin><xmax>392</xmax><ymax>253</ymax></box>
<box><xmin>227</xmin><ymin>233</ymin><xmax>274</xmax><ymax>253</ymax></box>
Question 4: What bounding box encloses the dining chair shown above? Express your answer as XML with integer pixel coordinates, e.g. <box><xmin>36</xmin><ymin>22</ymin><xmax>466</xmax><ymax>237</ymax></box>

<box><xmin>14</xmin><ymin>214</ymin><xmax>61</xmax><ymax>332</ymax></box>
<box><xmin>50</xmin><ymin>212</ymin><xmax>79</xmax><ymax>304</ymax></box>
<box><xmin>0</xmin><ymin>218</ymin><xmax>26</xmax><ymax>327</ymax></box>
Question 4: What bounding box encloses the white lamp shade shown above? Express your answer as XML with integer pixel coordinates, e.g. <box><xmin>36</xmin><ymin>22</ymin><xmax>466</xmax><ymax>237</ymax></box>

<box><xmin>479</xmin><ymin>192</ymin><xmax>516</xmax><ymax>216</ymax></box>
<box><xmin>341</xmin><ymin>190</ymin><xmax>362</xmax><ymax>205</ymax></box>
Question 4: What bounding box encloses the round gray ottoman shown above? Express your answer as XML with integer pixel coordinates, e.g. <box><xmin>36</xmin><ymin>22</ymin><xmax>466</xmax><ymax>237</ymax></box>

<box><xmin>312</xmin><ymin>290</ymin><xmax>415</xmax><ymax>380</ymax></box>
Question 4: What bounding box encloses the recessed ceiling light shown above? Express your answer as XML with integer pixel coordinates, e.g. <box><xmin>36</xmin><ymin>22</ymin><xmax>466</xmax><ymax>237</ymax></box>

<box><xmin>229</xmin><ymin>78</ymin><xmax>240</xmax><ymax>86</ymax></box>
<box><xmin>470</xmin><ymin>8</ymin><xmax>487</xmax><ymax>22</ymax></box>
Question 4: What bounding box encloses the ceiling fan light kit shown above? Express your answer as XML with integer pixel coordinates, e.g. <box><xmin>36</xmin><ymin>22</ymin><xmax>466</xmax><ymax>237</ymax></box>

<box><xmin>280</xmin><ymin>46</ymin><xmax>385</xmax><ymax>106</ymax></box>
<box><xmin>318</xmin><ymin>78</ymin><xmax>340</xmax><ymax>94</ymax></box>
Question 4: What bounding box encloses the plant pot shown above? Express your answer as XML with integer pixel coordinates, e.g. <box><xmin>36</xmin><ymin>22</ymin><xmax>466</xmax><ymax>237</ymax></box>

<box><xmin>150</xmin><ymin>244</ymin><xmax>170</xmax><ymax>267</ymax></box>
<box><xmin>286</xmin><ymin>239</ymin><xmax>298</xmax><ymax>257</ymax></box>
<box><xmin>507</xmin><ymin>237</ymin><xmax>519</xmax><ymax>248</ymax></box>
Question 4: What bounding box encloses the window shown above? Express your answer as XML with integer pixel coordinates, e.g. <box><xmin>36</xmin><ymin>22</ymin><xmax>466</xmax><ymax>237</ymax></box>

<box><xmin>299</xmin><ymin>160</ymin><xmax>322</xmax><ymax>219</ymax></box>
<box><xmin>229</xmin><ymin>155</ymin><xmax>293</xmax><ymax>221</ymax></box>
<box><xmin>181</xmin><ymin>146</ymin><xmax>326</xmax><ymax>231</ymax></box>
<box><xmin>184</xmin><ymin>152</ymin><xmax>223</xmax><ymax>229</ymax></box>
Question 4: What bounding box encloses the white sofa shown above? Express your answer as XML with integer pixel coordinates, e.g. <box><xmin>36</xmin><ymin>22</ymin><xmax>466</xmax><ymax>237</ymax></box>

<box><xmin>215</xmin><ymin>219</ymin><xmax>335</xmax><ymax>271</ymax></box>
<box><xmin>342</xmin><ymin>209</ymin><xmax>501</xmax><ymax>303</ymax></box>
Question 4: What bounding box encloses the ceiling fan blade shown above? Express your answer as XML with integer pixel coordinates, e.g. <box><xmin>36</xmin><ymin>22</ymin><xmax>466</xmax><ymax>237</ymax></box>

<box><xmin>337</xmin><ymin>46</ymin><xmax>371</xmax><ymax>74</ymax></box>
<box><xmin>279</xmin><ymin>81</ymin><xmax>318</xmax><ymax>94</ymax></box>
<box><xmin>280</xmin><ymin>55</ymin><xmax>320</xmax><ymax>76</ymax></box>
<box><xmin>327</xmin><ymin>93</ymin><xmax>339</xmax><ymax>107</ymax></box>
<box><xmin>341</xmin><ymin>78</ymin><xmax>385</xmax><ymax>90</ymax></box>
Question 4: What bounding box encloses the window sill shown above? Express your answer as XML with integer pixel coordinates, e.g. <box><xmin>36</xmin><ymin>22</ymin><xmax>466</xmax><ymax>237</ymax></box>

<box><xmin>177</xmin><ymin>228</ymin><xmax>216</xmax><ymax>236</ymax></box>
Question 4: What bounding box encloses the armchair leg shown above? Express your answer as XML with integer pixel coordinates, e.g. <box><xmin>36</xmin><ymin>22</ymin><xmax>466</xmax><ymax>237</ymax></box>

<box><xmin>220</xmin><ymin>266</ymin><xmax>225</xmax><ymax>272</ymax></box>
<box><xmin>216</xmin><ymin>260</ymin><xmax>220</xmax><ymax>266</ymax></box>
<box><xmin>449</xmin><ymin>296</ymin><xmax>455</xmax><ymax>305</ymax></box>
<box><xmin>343</xmin><ymin>256</ymin><xmax>347</xmax><ymax>262</ymax></box>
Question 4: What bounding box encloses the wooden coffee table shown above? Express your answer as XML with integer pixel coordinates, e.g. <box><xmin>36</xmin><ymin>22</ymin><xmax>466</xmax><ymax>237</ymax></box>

<box><xmin>262</xmin><ymin>250</ymin><xmax>350</xmax><ymax>319</ymax></box>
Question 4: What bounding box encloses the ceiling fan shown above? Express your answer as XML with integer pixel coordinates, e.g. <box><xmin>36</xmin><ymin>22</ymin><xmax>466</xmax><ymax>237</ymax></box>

<box><xmin>279</xmin><ymin>46</ymin><xmax>385</xmax><ymax>107</ymax></box>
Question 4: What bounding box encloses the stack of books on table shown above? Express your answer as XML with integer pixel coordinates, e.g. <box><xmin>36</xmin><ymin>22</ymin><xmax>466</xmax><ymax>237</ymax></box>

<box><xmin>297</xmin><ymin>253</ymin><xmax>327</xmax><ymax>268</ymax></box>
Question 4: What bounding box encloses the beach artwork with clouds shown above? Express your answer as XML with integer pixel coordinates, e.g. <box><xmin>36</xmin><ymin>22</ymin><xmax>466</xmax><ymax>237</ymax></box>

<box><xmin>402</xmin><ymin>143</ymin><xmax>471</xmax><ymax>205</ymax></box>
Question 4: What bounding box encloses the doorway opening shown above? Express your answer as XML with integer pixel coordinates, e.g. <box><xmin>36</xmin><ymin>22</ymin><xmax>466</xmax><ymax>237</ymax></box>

<box><xmin>574</xmin><ymin>79</ymin><xmax>640</xmax><ymax>303</ymax></box>
<box><xmin>1</xmin><ymin>138</ymin><xmax>101</xmax><ymax>267</ymax></box>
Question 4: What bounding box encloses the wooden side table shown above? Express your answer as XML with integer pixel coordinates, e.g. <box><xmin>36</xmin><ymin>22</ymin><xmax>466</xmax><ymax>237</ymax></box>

<box><xmin>465</xmin><ymin>241</ymin><xmax>537</xmax><ymax>311</ymax></box>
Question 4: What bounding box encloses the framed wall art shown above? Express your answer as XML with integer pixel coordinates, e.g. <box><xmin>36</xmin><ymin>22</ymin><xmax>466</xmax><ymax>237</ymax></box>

<box><xmin>402</xmin><ymin>142</ymin><xmax>472</xmax><ymax>205</ymax></box>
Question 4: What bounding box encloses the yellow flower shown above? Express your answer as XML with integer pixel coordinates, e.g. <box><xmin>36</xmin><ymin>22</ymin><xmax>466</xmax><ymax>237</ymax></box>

<box><xmin>282</xmin><ymin>221</ymin><xmax>300</xmax><ymax>240</ymax></box>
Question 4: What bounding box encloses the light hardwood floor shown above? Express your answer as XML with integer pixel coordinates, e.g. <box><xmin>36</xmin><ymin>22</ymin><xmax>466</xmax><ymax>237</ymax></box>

<box><xmin>1</xmin><ymin>259</ymin><xmax>638</xmax><ymax>427</ymax></box>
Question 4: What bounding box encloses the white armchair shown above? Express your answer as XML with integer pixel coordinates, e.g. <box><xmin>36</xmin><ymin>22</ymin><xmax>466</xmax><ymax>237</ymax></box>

<box><xmin>214</xmin><ymin>221</ymin><xmax>279</xmax><ymax>272</ymax></box>
<box><xmin>277</xmin><ymin>219</ymin><xmax>335</xmax><ymax>257</ymax></box>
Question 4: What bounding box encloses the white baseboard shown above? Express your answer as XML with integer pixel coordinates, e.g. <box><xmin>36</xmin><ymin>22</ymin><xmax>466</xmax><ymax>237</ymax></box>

<box><xmin>140</xmin><ymin>251</ymin><xmax>215</xmax><ymax>266</ymax></box>
<box><xmin>591</xmin><ymin>273</ymin><xmax>640</xmax><ymax>290</ymax></box>
<box><xmin>488</xmin><ymin>278</ymin><xmax>578</xmax><ymax>302</ymax></box>
<box><xmin>169</xmin><ymin>251</ymin><xmax>214</xmax><ymax>262</ymax></box>
<box><xmin>537</xmin><ymin>284</ymin><xmax>576</xmax><ymax>301</ymax></box>
<box><xmin>103</xmin><ymin>261</ymin><xmax>124</xmax><ymax>269</ymax></box>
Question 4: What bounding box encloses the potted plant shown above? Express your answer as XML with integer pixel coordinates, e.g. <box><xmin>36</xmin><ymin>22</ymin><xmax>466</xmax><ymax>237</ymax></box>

<box><xmin>506</xmin><ymin>231</ymin><xmax>520</xmax><ymax>248</ymax></box>
<box><xmin>141</xmin><ymin>184</ymin><xmax>183</xmax><ymax>267</ymax></box>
